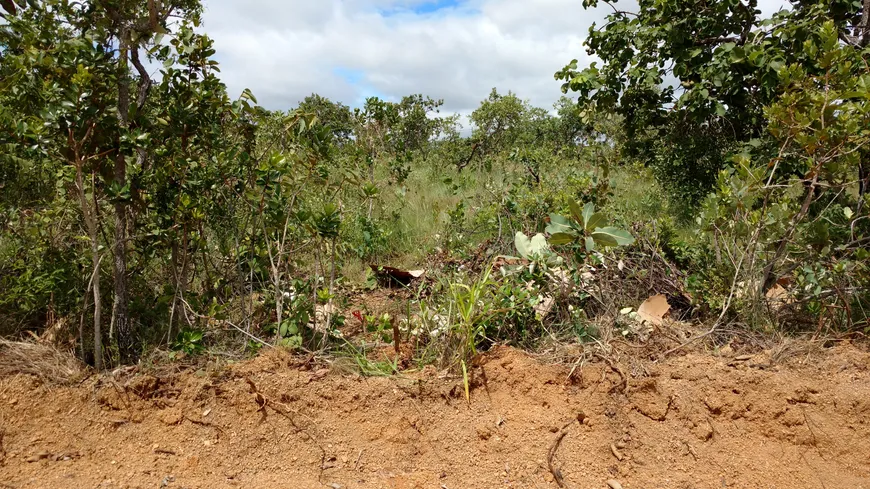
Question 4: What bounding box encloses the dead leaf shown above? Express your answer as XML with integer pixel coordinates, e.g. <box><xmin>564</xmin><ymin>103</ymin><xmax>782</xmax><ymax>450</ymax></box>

<box><xmin>765</xmin><ymin>284</ymin><xmax>788</xmax><ymax>300</ymax></box>
<box><xmin>370</xmin><ymin>265</ymin><xmax>425</xmax><ymax>286</ymax></box>
<box><xmin>636</xmin><ymin>294</ymin><xmax>670</xmax><ymax>326</ymax></box>
<box><xmin>534</xmin><ymin>296</ymin><xmax>556</xmax><ymax>320</ymax></box>
<box><xmin>765</xmin><ymin>284</ymin><xmax>792</xmax><ymax>311</ymax></box>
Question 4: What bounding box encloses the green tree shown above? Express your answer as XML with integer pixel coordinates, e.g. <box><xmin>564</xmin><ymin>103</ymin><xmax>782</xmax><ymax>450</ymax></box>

<box><xmin>297</xmin><ymin>94</ymin><xmax>355</xmax><ymax>144</ymax></box>
<box><xmin>556</xmin><ymin>0</ymin><xmax>870</xmax><ymax>201</ymax></box>
<box><xmin>0</xmin><ymin>0</ymin><xmax>237</xmax><ymax>367</ymax></box>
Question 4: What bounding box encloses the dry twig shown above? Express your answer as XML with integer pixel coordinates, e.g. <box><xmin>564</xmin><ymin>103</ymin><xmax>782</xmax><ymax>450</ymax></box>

<box><xmin>594</xmin><ymin>353</ymin><xmax>628</xmax><ymax>395</ymax></box>
<box><xmin>547</xmin><ymin>430</ymin><xmax>569</xmax><ymax>488</ymax></box>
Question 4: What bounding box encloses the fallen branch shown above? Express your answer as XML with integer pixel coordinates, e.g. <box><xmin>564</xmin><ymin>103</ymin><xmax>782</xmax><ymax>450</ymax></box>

<box><xmin>183</xmin><ymin>415</ymin><xmax>225</xmax><ymax>438</ymax></box>
<box><xmin>660</xmin><ymin>325</ymin><xmax>718</xmax><ymax>358</ymax></box>
<box><xmin>547</xmin><ymin>430</ymin><xmax>569</xmax><ymax>488</ymax></box>
<box><xmin>245</xmin><ymin>377</ymin><xmax>327</xmax><ymax>478</ymax></box>
<box><xmin>594</xmin><ymin>353</ymin><xmax>628</xmax><ymax>395</ymax></box>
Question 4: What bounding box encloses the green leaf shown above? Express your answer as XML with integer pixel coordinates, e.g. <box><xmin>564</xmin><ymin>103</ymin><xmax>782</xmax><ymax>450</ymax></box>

<box><xmin>591</xmin><ymin>227</ymin><xmax>635</xmax><ymax>247</ymax></box>
<box><xmin>586</xmin><ymin>212</ymin><xmax>606</xmax><ymax>231</ymax></box>
<box><xmin>590</xmin><ymin>231</ymin><xmax>618</xmax><ymax>247</ymax></box>
<box><xmin>528</xmin><ymin>233</ymin><xmax>550</xmax><ymax>257</ymax></box>
<box><xmin>515</xmin><ymin>232</ymin><xmax>552</xmax><ymax>259</ymax></box>
<box><xmin>568</xmin><ymin>200</ymin><xmax>584</xmax><ymax>223</ymax></box>
<box><xmin>844</xmin><ymin>207</ymin><xmax>854</xmax><ymax>219</ymax></box>
<box><xmin>514</xmin><ymin>232</ymin><xmax>533</xmax><ymax>259</ymax></box>
<box><xmin>549</xmin><ymin>232</ymin><xmax>577</xmax><ymax>246</ymax></box>
<box><xmin>581</xmin><ymin>202</ymin><xmax>596</xmax><ymax>230</ymax></box>
<box><xmin>241</xmin><ymin>88</ymin><xmax>258</xmax><ymax>104</ymax></box>
<box><xmin>545</xmin><ymin>214</ymin><xmax>573</xmax><ymax>234</ymax></box>
<box><xmin>585</xmin><ymin>236</ymin><xmax>596</xmax><ymax>252</ymax></box>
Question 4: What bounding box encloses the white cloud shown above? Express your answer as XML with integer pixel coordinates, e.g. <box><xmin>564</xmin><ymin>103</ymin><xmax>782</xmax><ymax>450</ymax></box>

<box><xmin>200</xmin><ymin>0</ymin><xmax>604</xmax><ymax>113</ymax></box>
<box><xmin>199</xmin><ymin>0</ymin><xmax>790</xmax><ymax>114</ymax></box>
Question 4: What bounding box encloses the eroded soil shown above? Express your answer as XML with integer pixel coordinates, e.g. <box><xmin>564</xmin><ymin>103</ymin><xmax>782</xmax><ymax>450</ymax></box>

<box><xmin>1</xmin><ymin>344</ymin><xmax>869</xmax><ymax>489</ymax></box>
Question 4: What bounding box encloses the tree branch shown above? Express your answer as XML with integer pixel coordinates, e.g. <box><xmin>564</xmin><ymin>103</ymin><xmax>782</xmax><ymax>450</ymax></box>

<box><xmin>130</xmin><ymin>47</ymin><xmax>152</xmax><ymax>111</ymax></box>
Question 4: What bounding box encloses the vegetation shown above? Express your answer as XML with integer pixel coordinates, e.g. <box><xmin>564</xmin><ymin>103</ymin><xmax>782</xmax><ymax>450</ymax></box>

<box><xmin>1</xmin><ymin>0</ymin><xmax>868</xmax><ymax>373</ymax></box>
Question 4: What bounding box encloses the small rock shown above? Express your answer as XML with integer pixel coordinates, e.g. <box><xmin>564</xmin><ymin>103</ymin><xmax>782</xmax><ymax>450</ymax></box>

<box><xmin>159</xmin><ymin>407</ymin><xmax>183</xmax><ymax>426</ymax></box>
<box><xmin>610</xmin><ymin>444</ymin><xmax>624</xmax><ymax>461</ymax></box>
<box><xmin>26</xmin><ymin>451</ymin><xmax>51</xmax><ymax>463</ymax></box>
<box><xmin>328</xmin><ymin>484</ymin><xmax>343</xmax><ymax>489</ymax></box>
<box><xmin>607</xmin><ymin>480</ymin><xmax>624</xmax><ymax>489</ymax></box>
<box><xmin>615</xmin><ymin>441</ymin><xmax>627</xmax><ymax>449</ymax></box>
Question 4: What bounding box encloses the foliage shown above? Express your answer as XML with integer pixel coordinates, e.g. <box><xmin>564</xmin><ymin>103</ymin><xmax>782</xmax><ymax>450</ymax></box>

<box><xmin>557</xmin><ymin>0</ymin><xmax>870</xmax><ymax>201</ymax></box>
<box><xmin>546</xmin><ymin>201</ymin><xmax>635</xmax><ymax>250</ymax></box>
<box><xmin>1</xmin><ymin>0</ymin><xmax>868</xmax><ymax>374</ymax></box>
<box><xmin>172</xmin><ymin>328</ymin><xmax>205</xmax><ymax>356</ymax></box>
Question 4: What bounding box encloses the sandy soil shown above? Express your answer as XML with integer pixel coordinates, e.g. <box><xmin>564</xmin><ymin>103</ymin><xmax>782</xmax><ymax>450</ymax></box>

<box><xmin>1</xmin><ymin>344</ymin><xmax>869</xmax><ymax>489</ymax></box>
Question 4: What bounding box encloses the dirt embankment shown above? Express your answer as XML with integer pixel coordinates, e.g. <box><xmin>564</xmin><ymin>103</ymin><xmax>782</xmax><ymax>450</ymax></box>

<box><xmin>1</xmin><ymin>344</ymin><xmax>869</xmax><ymax>489</ymax></box>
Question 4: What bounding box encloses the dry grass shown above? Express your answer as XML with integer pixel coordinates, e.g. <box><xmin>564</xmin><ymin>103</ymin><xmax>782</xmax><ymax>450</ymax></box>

<box><xmin>0</xmin><ymin>340</ymin><xmax>86</xmax><ymax>385</ymax></box>
<box><xmin>769</xmin><ymin>336</ymin><xmax>827</xmax><ymax>365</ymax></box>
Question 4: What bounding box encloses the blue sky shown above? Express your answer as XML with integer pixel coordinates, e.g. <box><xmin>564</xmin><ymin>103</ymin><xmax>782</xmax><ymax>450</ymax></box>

<box><xmin>380</xmin><ymin>0</ymin><xmax>467</xmax><ymax>16</ymax></box>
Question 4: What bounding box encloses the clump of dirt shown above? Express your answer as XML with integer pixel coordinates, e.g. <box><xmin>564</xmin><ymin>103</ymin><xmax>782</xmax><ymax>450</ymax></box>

<box><xmin>1</xmin><ymin>343</ymin><xmax>869</xmax><ymax>488</ymax></box>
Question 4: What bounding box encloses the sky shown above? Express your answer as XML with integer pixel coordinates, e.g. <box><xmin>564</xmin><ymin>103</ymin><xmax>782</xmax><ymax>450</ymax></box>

<box><xmin>198</xmin><ymin>0</ymin><xmax>791</xmax><ymax>119</ymax></box>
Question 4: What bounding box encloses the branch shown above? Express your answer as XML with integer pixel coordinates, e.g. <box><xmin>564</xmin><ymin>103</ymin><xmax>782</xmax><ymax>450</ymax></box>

<box><xmin>603</xmin><ymin>0</ymin><xmax>637</xmax><ymax>17</ymax></box>
<box><xmin>860</xmin><ymin>0</ymin><xmax>870</xmax><ymax>47</ymax></box>
<box><xmin>694</xmin><ymin>36</ymin><xmax>741</xmax><ymax>46</ymax></box>
<box><xmin>130</xmin><ymin>47</ymin><xmax>152</xmax><ymax>111</ymax></box>
<box><xmin>840</xmin><ymin>32</ymin><xmax>862</xmax><ymax>48</ymax></box>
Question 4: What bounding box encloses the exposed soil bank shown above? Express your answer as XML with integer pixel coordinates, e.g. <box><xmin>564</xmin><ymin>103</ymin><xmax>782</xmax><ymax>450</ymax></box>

<box><xmin>1</xmin><ymin>344</ymin><xmax>869</xmax><ymax>489</ymax></box>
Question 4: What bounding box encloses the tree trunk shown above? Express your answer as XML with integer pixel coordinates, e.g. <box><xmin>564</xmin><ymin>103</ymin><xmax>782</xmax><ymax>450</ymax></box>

<box><xmin>112</xmin><ymin>33</ymin><xmax>132</xmax><ymax>362</ymax></box>
<box><xmin>111</xmin><ymin>171</ymin><xmax>131</xmax><ymax>360</ymax></box>
<box><xmin>74</xmin><ymin>162</ymin><xmax>103</xmax><ymax>370</ymax></box>
<box><xmin>111</xmin><ymin>32</ymin><xmax>152</xmax><ymax>363</ymax></box>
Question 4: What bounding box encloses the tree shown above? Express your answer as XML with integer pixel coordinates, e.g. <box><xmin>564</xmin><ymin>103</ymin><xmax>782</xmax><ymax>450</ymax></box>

<box><xmin>1</xmin><ymin>0</ymin><xmax>126</xmax><ymax>368</ymax></box>
<box><xmin>297</xmin><ymin>94</ymin><xmax>355</xmax><ymax>145</ymax></box>
<box><xmin>552</xmin><ymin>96</ymin><xmax>592</xmax><ymax>149</ymax></box>
<box><xmin>0</xmin><ymin>0</ymin><xmax>233</xmax><ymax>367</ymax></box>
<box><xmin>393</xmin><ymin>94</ymin><xmax>445</xmax><ymax>160</ymax></box>
<box><xmin>470</xmin><ymin>88</ymin><xmax>527</xmax><ymax>156</ymax></box>
<box><xmin>556</xmin><ymin>0</ymin><xmax>870</xmax><ymax>200</ymax></box>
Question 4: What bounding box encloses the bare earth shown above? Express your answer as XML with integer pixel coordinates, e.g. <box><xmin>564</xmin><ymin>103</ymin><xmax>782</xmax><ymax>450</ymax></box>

<box><xmin>1</xmin><ymin>344</ymin><xmax>869</xmax><ymax>489</ymax></box>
